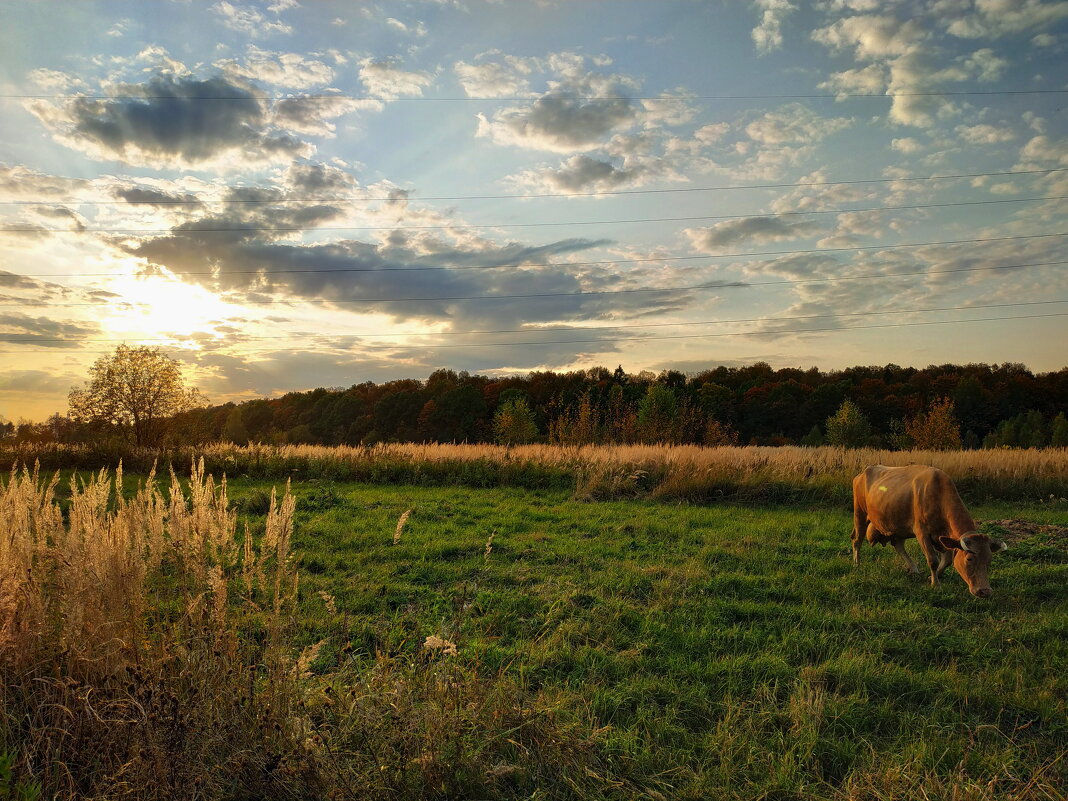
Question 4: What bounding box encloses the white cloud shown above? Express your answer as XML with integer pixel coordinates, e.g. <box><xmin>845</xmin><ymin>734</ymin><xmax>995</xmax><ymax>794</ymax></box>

<box><xmin>745</xmin><ymin>103</ymin><xmax>853</xmax><ymax>144</ymax></box>
<box><xmin>751</xmin><ymin>0</ymin><xmax>797</xmax><ymax>53</ymax></box>
<box><xmin>946</xmin><ymin>0</ymin><xmax>1068</xmax><ymax>39</ymax></box>
<box><xmin>216</xmin><ymin>47</ymin><xmax>334</xmax><ymax>89</ymax></box>
<box><xmin>358</xmin><ymin>58</ymin><xmax>435</xmax><ymax>100</ymax></box>
<box><xmin>955</xmin><ymin>123</ymin><xmax>1015</xmax><ymax>144</ymax></box>
<box><xmin>455</xmin><ymin>56</ymin><xmax>535</xmax><ymax>97</ymax></box>
<box><xmin>819</xmin><ymin>64</ymin><xmax>887</xmax><ymax>95</ymax></box>
<box><xmin>891</xmin><ymin>136</ymin><xmax>925</xmax><ymax>153</ymax></box>
<box><xmin>212</xmin><ymin>1</ymin><xmax>293</xmax><ymax>37</ymax></box>
<box><xmin>812</xmin><ymin>15</ymin><xmax>926</xmax><ymax>59</ymax></box>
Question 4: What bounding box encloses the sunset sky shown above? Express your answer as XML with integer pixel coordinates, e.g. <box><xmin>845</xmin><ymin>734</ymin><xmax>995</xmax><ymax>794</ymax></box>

<box><xmin>2</xmin><ymin>0</ymin><xmax>1067</xmax><ymax>421</ymax></box>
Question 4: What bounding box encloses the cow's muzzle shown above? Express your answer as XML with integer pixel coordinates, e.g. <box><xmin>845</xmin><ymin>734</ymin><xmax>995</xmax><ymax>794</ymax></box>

<box><xmin>973</xmin><ymin>587</ymin><xmax>992</xmax><ymax>599</ymax></box>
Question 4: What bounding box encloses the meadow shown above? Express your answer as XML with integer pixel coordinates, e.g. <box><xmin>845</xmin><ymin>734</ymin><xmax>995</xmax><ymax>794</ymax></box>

<box><xmin>1</xmin><ymin>447</ymin><xmax>1067</xmax><ymax>799</ymax></box>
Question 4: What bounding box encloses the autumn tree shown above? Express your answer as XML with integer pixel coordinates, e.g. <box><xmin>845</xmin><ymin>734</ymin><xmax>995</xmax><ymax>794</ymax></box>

<box><xmin>68</xmin><ymin>345</ymin><xmax>204</xmax><ymax>446</ymax></box>
<box><xmin>905</xmin><ymin>397</ymin><xmax>962</xmax><ymax>451</ymax></box>
<box><xmin>824</xmin><ymin>399</ymin><xmax>873</xmax><ymax>448</ymax></box>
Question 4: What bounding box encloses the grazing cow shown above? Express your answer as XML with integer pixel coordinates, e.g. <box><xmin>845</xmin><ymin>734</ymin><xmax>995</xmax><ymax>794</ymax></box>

<box><xmin>851</xmin><ymin>465</ymin><xmax>1007</xmax><ymax>597</ymax></box>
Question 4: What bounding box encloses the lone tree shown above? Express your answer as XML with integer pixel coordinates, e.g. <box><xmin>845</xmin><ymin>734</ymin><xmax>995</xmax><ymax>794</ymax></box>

<box><xmin>68</xmin><ymin>345</ymin><xmax>204</xmax><ymax>446</ymax></box>
<box><xmin>493</xmin><ymin>397</ymin><xmax>539</xmax><ymax>446</ymax></box>
<box><xmin>906</xmin><ymin>397</ymin><xmax>963</xmax><ymax>451</ymax></box>
<box><xmin>825</xmin><ymin>399</ymin><xmax>873</xmax><ymax>448</ymax></box>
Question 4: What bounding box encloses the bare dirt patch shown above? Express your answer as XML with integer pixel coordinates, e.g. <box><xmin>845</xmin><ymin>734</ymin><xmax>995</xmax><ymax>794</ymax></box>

<box><xmin>980</xmin><ymin>519</ymin><xmax>1068</xmax><ymax>551</ymax></box>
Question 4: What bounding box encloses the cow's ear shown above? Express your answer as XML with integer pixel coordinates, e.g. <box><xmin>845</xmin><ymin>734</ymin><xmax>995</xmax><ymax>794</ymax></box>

<box><xmin>938</xmin><ymin>536</ymin><xmax>962</xmax><ymax>551</ymax></box>
<box><xmin>991</xmin><ymin>539</ymin><xmax>1008</xmax><ymax>553</ymax></box>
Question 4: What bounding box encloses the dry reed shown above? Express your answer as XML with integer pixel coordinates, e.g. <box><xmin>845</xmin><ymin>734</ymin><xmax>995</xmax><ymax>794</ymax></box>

<box><xmin>0</xmin><ymin>461</ymin><xmax>313</xmax><ymax>800</ymax></box>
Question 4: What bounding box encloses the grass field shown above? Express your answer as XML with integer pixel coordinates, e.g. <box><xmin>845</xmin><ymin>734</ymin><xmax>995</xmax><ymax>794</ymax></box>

<box><xmin>236</xmin><ymin>477</ymin><xmax>1068</xmax><ymax>799</ymax></box>
<box><xmin>4</xmin><ymin>463</ymin><xmax>1067</xmax><ymax>800</ymax></box>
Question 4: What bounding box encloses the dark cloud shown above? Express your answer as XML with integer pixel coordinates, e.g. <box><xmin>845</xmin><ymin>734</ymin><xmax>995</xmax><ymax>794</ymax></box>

<box><xmin>686</xmin><ymin>217</ymin><xmax>825</xmax><ymax>252</ymax></box>
<box><xmin>27</xmin><ymin>75</ymin><xmax>312</xmax><ymax>168</ymax></box>
<box><xmin>480</xmin><ymin>89</ymin><xmax>637</xmax><ymax>152</ymax></box>
<box><xmin>286</xmin><ymin>162</ymin><xmax>358</xmax><ymax>195</ymax></box>
<box><xmin>121</xmin><ymin>224</ymin><xmax>664</xmax><ymax>327</ymax></box>
<box><xmin>535</xmin><ymin>155</ymin><xmax>654</xmax><ymax>192</ymax></box>
<box><xmin>0</xmin><ymin>312</ymin><xmax>99</xmax><ymax>348</ymax></box>
<box><xmin>114</xmin><ymin>186</ymin><xmax>203</xmax><ymax>207</ymax></box>
<box><xmin>0</xmin><ymin>370</ymin><xmax>77</xmax><ymax>394</ymax></box>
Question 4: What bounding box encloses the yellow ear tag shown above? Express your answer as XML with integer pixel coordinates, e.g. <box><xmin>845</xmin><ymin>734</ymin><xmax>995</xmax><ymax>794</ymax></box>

<box><xmin>878</xmin><ymin>486</ymin><xmax>887</xmax><ymax>492</ymax></box>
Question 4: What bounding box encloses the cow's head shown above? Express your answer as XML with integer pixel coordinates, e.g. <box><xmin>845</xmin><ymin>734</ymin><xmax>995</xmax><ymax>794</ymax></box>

<box><xmin>938</xmin><ymin>533</ymin><xmax>1008</xmax><ymax>597</ymax></box>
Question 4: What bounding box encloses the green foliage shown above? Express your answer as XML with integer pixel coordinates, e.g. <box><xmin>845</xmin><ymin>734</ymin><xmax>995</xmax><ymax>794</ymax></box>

<box><xmin>984</xmin><ymin>410</ymin><xmax>1057</xmax><ymax>448</ymax></box>
<box><xmin>493</xmin><ymin>398</ymin><xmax>539</xmax><ymax>445</ymax></box>
<box><xmin>0</xmin><ymin>753</ymin><xmax>40</xmax><ymax>801</ymax></box>
<box><xmin>1052</xmin><ymin>413</ymin><xmax>1068</xmax><ymax>448</ymax></box>
<box><xmin>824</xmin><ymin>399</ymin><xmax>873</xmax><ymax>448</ymax></box>
<box><xmin>637</xmin><ymin>384</ymin><xmax>679</xmax><ymax>443</ymax></box>
<box><xmin>800</xmin><ymin>424</ymin><xmax>824</xmax><ymax>447</ymax></box>
<box><xmin>221</xmin><ymin>406</ymin><xmax>249</xmax><ymax>445</ymax></box>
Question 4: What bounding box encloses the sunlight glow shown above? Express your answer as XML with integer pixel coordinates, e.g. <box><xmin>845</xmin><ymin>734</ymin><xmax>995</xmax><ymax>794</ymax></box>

<box><xmin>102</xmin><ymin>271</ymin><xmax>233</xmax><ymax>341</ymax></box>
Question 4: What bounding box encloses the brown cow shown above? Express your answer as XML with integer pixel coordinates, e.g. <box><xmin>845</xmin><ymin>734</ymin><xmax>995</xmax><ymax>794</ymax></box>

<box><xmin>851</xmin><ymin>465</ymin><xmax>1007</xmax><ymax>597</ymax></box>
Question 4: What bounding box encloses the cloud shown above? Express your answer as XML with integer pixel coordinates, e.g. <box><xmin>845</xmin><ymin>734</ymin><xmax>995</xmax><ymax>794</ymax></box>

<box><xmin>473</xmin><ymin>53</ymin><xmax>650</xmax><ymax>153</ymax></box>
<box><xmin>0</xmin><ymin>370</ymin><xmax>79</xmax><ymax>394</ymax></box>
<box><xmin>0</xmin><ymin>312</ymin><xmax>100</xmax><ymax>348</ymax></box>
<box><xmin>285</xmin><ymin>162</ymin><xmax>359</xmax><ymax>194</ymax></box>
<box><xmin>272</xmin><ymin>93</ymin><xmax>376</xmax><ymax>136</ymax></box>
<box><xmin>812</xmin><ymin>14</ymin><xmax>927</xmax><ymax>59</ymax></box>
<box><xmin>455</xmin><ymin>56</ymin><xmax>536</xmax><ymax>97</ymax></box>
<box><xmin>891</xmin><ymin>136</ymin><xmax>925</xmax><ymax>153</ymax></box>
<box><xmin>212</xmin><ymin>1</ymin><xmax>293</xmax><ymax>37</ymax></box>
<box><xmin>478</xmin><ymin>91</ymin><xmax>638</xmax><ymax>153</ymax></box>
<box><xmin>955</xmin><ymin>123</ymin><xmax>1015</xmax><ymax>144</ymax></box>
<box><xmin>946</xmin><ymin>0</ymin><xmax>1068</xmax><ymax>39</ymax></box>
<box><xmin>358</xmin><ymin>59</ymin><xmax>435</xmax><ymax>100</ymax></box>
<box><xmin>216</xmin><ymin>47</ymin><xmax>334</xmax><ymax>89</ymax></box>
<box><xmin>685</xmin><ymin>217</ymin><xmax>825</xmax><ymax>251</ymax></box>
<box><xmin>510</xmin><ymin>152</ymin><xmax>673</xmax><ymax>194</ymax></box>
<box><xmin>26</xmin><ymin>75</ymin><xmax>313</xmax><ymax>169</ymax></box>
<box><xmin>745</xmin><ymin>103</ymin><xmax>853</xmax><ymax>144</ymax></box>
<box><xmin>818</xmin><ymin>64</ymin><xmax>886</xmax><ymax>95</ymax></box>
<box><xmin>751</xmin><ymin>0</ymin><xmax>797</xmax><ymax>53</ymax></box>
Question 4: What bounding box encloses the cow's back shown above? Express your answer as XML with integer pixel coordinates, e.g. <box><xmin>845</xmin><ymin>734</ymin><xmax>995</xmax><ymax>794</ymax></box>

<box><xmin>855</xmin><ymin>464</ymin><xmax>951</xmax><ymax>539</ymax></box>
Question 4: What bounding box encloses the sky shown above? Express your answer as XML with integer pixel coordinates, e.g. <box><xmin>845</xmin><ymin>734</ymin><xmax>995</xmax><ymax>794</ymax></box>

<box><xmin>1</xmin><ymin>0</ymin><xmax>1067</xmax><ymax>421</ymax></box>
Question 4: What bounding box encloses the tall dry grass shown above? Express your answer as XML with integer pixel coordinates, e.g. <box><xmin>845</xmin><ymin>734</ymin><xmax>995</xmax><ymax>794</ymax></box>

<box><xmin>204</xmin><ymin>442</ymin><xmax>1068</xmax><ymax>502</ymax></box>
<box><xmin>0</xmin><ymin>461</ymin><xmax>317</xmax><ymax>800</ymax></box>
<box><xmin>6</xmin><ymin>441</ymin><xmax>1068</xmax><ymax>502</ymax></box>
<box><xmin>0</xmin><ymin>461</ymin><xmax>634</xmax><ymax>800</ymax></box>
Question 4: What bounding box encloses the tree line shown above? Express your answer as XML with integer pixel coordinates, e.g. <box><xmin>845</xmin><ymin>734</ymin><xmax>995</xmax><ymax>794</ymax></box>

<box><xmin>4</xmin><ymin>347</ymin><xmax>1068</xmax><ymax>450</ymax></box>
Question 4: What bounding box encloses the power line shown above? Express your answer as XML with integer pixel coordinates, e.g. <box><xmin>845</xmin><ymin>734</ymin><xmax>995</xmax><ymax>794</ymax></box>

<box><xmin>4</xmin><ymin>298</ymin><xmax>1065</xmax><ymax>345</ymax></box>
<box><xmin>6</xmin><ymin>195</ymin><xmax>1065</xmax><ymax>238</ymax></box>
<box><xmin>2</xmin><ymin>311</ymin><xmax>1065</xmax><ymax>355</ymax></box>
<box><xmin>2</xmin><ymin>167</ymin><xmax>1064</xmax><ymax>206</ymax></box>
<box><xmin>5</xmin><ymin>89</ymin><xmax>1067</xmax><ymax>101</ymax></box>
<box><xmin>8</xmin><ymin>233</ymin><xmax>1068</xmax><ymax>285</ymax></box>
<box><xmin>5</xmin><ymin>256</ymin><xmax>1067</xmax><ymax>309</ymax></box>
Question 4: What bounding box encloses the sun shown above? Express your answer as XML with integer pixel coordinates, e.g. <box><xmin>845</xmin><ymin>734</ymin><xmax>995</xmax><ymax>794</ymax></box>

<box><xmin>101</xmin><ymin>270</ymin><xmax>234</xmax><ymax>342</ymax></box>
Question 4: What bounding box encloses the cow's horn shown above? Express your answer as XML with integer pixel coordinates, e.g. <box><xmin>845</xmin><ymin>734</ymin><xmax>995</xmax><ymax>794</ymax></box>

<box><xmin>959</xmin><ymin>534</ymin><xmax>976</xmax><ymax>553</ymax></box>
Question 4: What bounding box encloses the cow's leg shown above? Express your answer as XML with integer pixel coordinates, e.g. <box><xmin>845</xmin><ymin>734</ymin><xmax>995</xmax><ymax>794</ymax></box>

<box><xmin>914</xmin><ymin>527</ymin><xmax>943</xmax><ymax>587</ymax></box>
<box><xmin>852</xmin><ymin>506</ymin><xmax>867</xmax><ymax>565</ymax></box>
<box><xmin>892</xmin><ymin>539</ymin><xmax>920</xmax><ymax>574</ymax></box>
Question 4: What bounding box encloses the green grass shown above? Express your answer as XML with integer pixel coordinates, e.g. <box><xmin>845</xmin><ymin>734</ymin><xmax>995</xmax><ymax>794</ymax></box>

<box><xmin>203</xmin><ymin>477</ymin><xmax>1065</xmax><ymax>801</ymax></box>
<box><xmin>41</xmin><ymin>470</ymin><xmax>1068</xmax><ymax>798</ymax></box>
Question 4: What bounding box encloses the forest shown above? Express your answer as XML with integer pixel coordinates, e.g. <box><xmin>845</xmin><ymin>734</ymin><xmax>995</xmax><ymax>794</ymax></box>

<box><xmin>9</xmin><ymin>361</ymin><xmax>1068</xmax><ymax>450</ymax></box>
